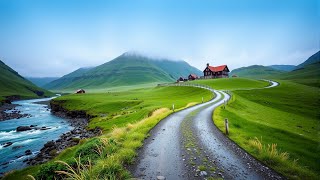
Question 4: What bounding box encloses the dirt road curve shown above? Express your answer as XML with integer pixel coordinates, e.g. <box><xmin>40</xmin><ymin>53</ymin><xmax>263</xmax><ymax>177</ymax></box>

<box><xmin>129</xmin><ymin>81</ymin><xmax>282</xmax><ymax>180</ymax></box>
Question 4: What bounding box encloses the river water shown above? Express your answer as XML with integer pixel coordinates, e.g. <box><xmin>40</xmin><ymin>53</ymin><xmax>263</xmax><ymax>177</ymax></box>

<box><xmin>0</xmin><ymin>97</ymin><xmax>73</xmax><ymax>175</ymax></box>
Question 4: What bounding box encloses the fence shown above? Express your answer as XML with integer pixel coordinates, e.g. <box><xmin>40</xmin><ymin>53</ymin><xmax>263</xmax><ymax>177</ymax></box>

<box><xmin>157</xmin><ymin>82</ymin><xmax>212</xmax><ymax>90</ymax></box>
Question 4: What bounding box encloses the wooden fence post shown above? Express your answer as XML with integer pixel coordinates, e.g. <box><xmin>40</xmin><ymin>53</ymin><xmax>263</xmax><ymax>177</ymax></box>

<box><xmin>225</xmin><ymin>118</ymin><xmax>229</xmax><ymax>135</ymax></box>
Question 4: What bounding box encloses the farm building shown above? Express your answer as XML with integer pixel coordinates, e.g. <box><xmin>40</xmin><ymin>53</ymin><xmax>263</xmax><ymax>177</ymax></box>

<box><xmin>188</xmin><ymin>74</ymin><xmax>198</xmax><ymax>80</ymax></box>
<box><xmin>75</xmin><ymin>89</ymin><xmax>86</xmax><ymax>94</ymax></box>
<box><xmin>203</xmin><ymin>63</ymin><xmax>229</xmax><ymax>78</ymax></box>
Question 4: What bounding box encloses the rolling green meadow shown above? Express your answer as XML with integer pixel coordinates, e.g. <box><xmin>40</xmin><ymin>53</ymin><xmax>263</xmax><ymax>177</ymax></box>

<box><xmin>188</xmin><ymin>77</ymin><xmax>270</xmax><ymax>90</ymax></box>
<box><xmin>209</xmin><ymin>79</ymin><xmax>320</xmax><ymax>179</ymax></box>
<box><xmin>4</xmin><ymin>86</ymin><xmax>213</xmax><ymax>179</ymax></box>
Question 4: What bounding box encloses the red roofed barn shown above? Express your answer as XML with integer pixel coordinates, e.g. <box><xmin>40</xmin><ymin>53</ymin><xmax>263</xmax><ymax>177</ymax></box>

<box><xmin>203</xmin><ymin>63</ymin><xmax>229</xmax><ymax>78</ymax></box>
<box><xmin>188</xmin><ymin>74</ymin><xmax>198</xmax><ymax>80</ymax></box>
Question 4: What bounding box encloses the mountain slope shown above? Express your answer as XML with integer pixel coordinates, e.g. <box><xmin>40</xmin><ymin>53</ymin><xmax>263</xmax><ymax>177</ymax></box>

<box><xmin>0</xmin><ymin>60</ymin><xmax>53</xmax><ymax>104</ymax></box>
<box><xmin>274</xmin><ymin>51</ymin><xmax>320</xmax><ymax>87</ymax></box>
<box><xmin>27</xmin><ymin>77</ymin><xmax>60</xmax><ymax>87</ymax></box>
<box><xmin>268</xmin><ymin>65</ymin><xmax>296</xmax><ymax>72</ymax></box>
<box><xmin>295</xmin><ymin>50</ymin><xmax>320</xmax><ymax>69</ymax></box>
<box><xmin>152</xmin><ymin>59</ymin><xmax>202</xmax><ymax>78</ymax></box>
<box><xmin>44</xmin><ymin>53</ymin><xmax>201</xmax><ymax>91</ymax></box>
<box><xmin>230</xmin><ymin>65</ymin><xmax>285</xmax><ymax>79</ymax></box>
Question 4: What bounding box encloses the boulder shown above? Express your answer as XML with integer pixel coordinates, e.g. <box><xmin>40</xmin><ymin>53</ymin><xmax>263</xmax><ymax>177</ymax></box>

<box><xmin>25</xmin><ymin>149</ymin><xmax>32</xmax><ymax>155</ymax></box>
<box><xmin>16</xmin><ymin>126</ymin><xmax>32</xmax><ymax>132</ymax></box>
<box><xmin>40</xmin><ymin>127</ymin><xmax>51</xmax><ymax>130</ymax></box>
<box><xmin>44</xmin><ymin>141</ymin><xmax>55</xmax><ymax>148</ymax></box>
<box><xmin>3</xmin><ymin>142</ymin><xmax>13</xmax><ymax>147</ymax></box>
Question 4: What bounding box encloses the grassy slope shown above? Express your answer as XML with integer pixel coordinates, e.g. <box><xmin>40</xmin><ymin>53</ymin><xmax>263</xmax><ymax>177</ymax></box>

<box><xmin>4</xmin><ymin>86</ymin><xmax>213</xmax><ymax>179</ymax></box>
<box><xmin>230</xmin><ymin>65</ymin><xmax>285</xmax><ymax>79</ymax></box>
<box><xmin>275</xmin><ymin>62</ymin><xmax>320</xmax><ymax>87</ymax></box>
<box><xmin>188</xmin><ymin>78</ymin><xmax>270</xmax><ymax>90</ymax></box>
<box><xmin>0</xmin><ymin>60</ymin><xmax>53</xmax><ymax>103</ymax></box>
<box><xmin>44</xmin><ymin>55</ymin><xmax>175</xmax><ymax>91</ymax></box>
<box><xmin>211</xmin><ymin>80</ymin><xmax>319</xmax><ymax>179</ymax></box>
<box><xmin>44</xmin><ymin>54</ymin><xmax>202</xmax><ymax>92</ymax></box>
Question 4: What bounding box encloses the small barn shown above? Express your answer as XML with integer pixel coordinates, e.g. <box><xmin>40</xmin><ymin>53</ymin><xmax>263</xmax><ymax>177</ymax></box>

<box><xmin>75</xmin><ymin>89</ymin><xmax>86</xmax><ymax>94</ymax></box>
<box><xmin>188</xmin><ymin>74</ymin><xmax>198</xmax><ymax>80</ymax></box>
<box><xmin>177</xmin><ymin>77</ymin><xmax>184</xmax><ymax>82</ymax></box>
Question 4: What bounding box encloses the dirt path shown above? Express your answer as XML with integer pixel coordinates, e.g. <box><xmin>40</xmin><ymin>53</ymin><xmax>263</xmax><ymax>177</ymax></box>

<box><xmin>129</xmin><ymin>81</ymin><xmax>282</xmax><ymax>180</ymax></box>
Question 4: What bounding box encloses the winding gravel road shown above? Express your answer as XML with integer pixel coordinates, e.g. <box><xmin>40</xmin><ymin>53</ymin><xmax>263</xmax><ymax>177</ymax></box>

<box><xmin>129</xmin><ymin>80</ymin><xmax>282</xmax><ymax>180</ymax></box>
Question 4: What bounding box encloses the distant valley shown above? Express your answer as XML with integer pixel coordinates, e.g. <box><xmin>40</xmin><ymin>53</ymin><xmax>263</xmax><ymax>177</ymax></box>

<box><xmin>230</xmin><ymin>50</ymin><xmax>319</xmax><ymax>87</ymax></box>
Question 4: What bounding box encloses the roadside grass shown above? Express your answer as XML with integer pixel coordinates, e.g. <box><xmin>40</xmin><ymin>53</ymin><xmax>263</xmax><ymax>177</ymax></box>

<box><xmin>188</xmin><ymin>78</ymin><xmax>269</xmax><ymax>90</ymax></box>
<box><xmin>3</xmin><ymin>86</ymin><xmax>213</xmax><ymax>179</ymax></box>
<box><xmin>213</xmin><ymin>80</ymin><xmax>320</xmax><ymax>179</ymax></box>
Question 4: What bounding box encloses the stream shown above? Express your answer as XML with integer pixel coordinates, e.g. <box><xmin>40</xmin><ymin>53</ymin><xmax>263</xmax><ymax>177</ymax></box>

<box><xmin>0</xmin><ymin>97</ymin><xmax>73</xmax><ymax>175</ymax></box>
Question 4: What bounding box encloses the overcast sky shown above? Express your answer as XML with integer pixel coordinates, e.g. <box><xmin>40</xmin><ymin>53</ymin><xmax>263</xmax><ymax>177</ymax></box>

<box><xmin>0</xmin><ymin>0</ymin><xmax>319</xmax><ymax>77</ymax></box>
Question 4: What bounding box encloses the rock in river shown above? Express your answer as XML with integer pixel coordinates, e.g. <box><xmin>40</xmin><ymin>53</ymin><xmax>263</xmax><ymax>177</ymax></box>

<box><xmin>16</xmin><ymin>126</ymin><xmax>32</xmax><ymax>132</ymax></box>
<box><xmin>2</xmin><ymin>142</ymin><xmax>13</xmax><ymax>147</ymax></box>
<box><xmin>25</xmin><ymin>150</ymin><xmax>32</xmax><ymax>155</ymax></box>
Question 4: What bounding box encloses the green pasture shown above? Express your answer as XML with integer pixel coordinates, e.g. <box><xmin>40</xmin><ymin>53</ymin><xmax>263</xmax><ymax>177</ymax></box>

<box><xmin>188</xmin><ymin>77</ymin><xmax>269</xmax><ymax>90</ymax></box>
<box><xmin>213</xmin><ymin>80</ymin><xmax>319</xmax><ymax>179</ymax></box>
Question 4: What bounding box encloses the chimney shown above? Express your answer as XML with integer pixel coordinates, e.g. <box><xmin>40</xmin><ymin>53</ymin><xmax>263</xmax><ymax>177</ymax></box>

<box><xmin>207</xmin><ymin>63</ymin><xmax>209</xmax><ymax>67</ymax></box>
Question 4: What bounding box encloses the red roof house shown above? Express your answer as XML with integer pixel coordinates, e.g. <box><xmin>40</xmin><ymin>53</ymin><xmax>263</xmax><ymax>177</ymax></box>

<box><xmin>188</xmin><ymin>74</ymin><xmax>198</xmax><ymax>80</ymax></box>
<box><xmin>203</xmin><ymin>63</ymin><xmax>229</xmax><ymax>78</ymax></box>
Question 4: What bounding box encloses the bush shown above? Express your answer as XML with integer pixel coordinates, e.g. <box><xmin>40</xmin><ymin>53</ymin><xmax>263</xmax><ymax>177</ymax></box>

<box><xmin>35</xmin><ymin>159</ymin><xmax>75</xmax><ymax>180</ymax></box>
<box><xmin>74</xmin><ymin>138</ymin><xmax>102</xmax><ymax>162</ymax></box>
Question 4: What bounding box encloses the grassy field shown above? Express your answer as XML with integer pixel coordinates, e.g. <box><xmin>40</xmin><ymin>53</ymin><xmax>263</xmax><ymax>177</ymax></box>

<box><xmin>4</xmin><ymin>86</ymin><xmax>213</xmax><ymax>179</ymax></box>
<box><xmin>211</xmin><ymin>80</ymin><xmax>320</xmax><ymax>179</ymax></box>
<box><xmin>188</xmin><ymin>77</ymin><xmax>270</xmax><ymax>90</ymax></box>
<box><xmin>276</xmin><ymin>62</ymin><xmax>320</xmax><ymax>88</ymax></box>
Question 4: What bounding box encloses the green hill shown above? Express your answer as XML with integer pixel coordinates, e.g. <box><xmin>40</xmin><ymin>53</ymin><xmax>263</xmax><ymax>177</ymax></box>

<box><xmin>27</xmin><ymin>77</ymin><xmax>60</xmax><ymax>87</ymax></box>
<box><xmin>274</xmin><ymin>51</ymin><xmax>320</xmax><ymax>87</ymax></box>
<box><xmin>0</xmin><ymin>60</ymin><xmax>53</xmax><ymax>104</ymax></box>
<box><xmin>230</xmin><ymin>65</ymin><xmax>285</xmax><ymax>79</ymax></box>
<box><xmin>44</xmin><ymin>53</ymin><xmax>202</xmax><ymax>91</ymax></box>
<box><xmin>295</xmin><ymin>50</ymin><xmax>320</xmax><ymax>69</ymax></box>
<box><xmin>268</xmin><ymin>65</ymin><xmax>296</xmax><ymax>72</ymax></box>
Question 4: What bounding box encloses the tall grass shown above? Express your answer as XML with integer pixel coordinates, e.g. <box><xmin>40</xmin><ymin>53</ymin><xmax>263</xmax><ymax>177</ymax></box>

<box><xmin>248</xmin><ymin>137</ymin><xmax>289</xmax><ymax>163</ymax></box>
<box><xmin>55</xmin><ymin>156</ymin><xmax>93</xmax><ymax>180</ymax></box>
<box><xmin>247</xmin><ymin>137</ymin><xmax>316</xmax><ymax>179</ymax></box>
<box><xmin>47</xmin><ymin>108</ymin><xmax>172</xmax><ymax>179</ymax></box>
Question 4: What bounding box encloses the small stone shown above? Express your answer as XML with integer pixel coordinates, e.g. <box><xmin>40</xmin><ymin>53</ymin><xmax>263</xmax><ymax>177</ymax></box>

<box><xmin>200</xmin><ymin>171</ymin><xmax>207</xmax><ymax>176</ymax></box>
<box><xmin>156</xmin><ymin>176</ymin><xmax>165</xmax><ymax>180</ymax></box>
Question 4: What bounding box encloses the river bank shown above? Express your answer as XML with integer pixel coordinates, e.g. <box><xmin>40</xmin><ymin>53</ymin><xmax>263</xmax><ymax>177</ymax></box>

<box><xmin>26</xmin><ymin>100</ymin><xmax>102</xmax><ymax>165</ymax></box>
<box><xmin>0</xmin><ymin>97</ymin><xmax>101</xmax><ymax>176</ymax></box>
<box><xmin>0</xmin><ymin>103</ymin><xmax>31</xmax><ymax>121</ymax></box>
